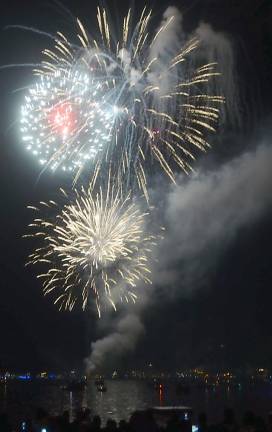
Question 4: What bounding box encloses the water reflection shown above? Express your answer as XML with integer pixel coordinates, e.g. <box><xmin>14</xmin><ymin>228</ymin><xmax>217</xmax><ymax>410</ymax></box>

<box><xmin>69</xmin><ymin>391</ymin><xmax>73</xmax><ymax>423</ymax></box>
<box><xmin>1</xmin><ymin>380</ymin><xmax>272</xmax><ymax>426</ymax></box>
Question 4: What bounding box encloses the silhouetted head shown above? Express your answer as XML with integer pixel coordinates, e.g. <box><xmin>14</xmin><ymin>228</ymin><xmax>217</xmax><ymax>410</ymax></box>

<box><xmin>198</xmin><ymin>412</ymin><xmax>207</xmax><ymax>427</ymax></box>
<box><xmin>106</xmin><ymin>418</ymin><xmax>117</xmax><ymax>431</ymax></box>
<box><xmin>35</xmin><ymin>407</ymin><xmax>48</xmax><ymax>421</ymax></box>
<box><xmin>93</xmin><ymin>415</ymin><xmax>102</xmax><ymax>428</ymax></box>
<box><xmin>243</xmin><ymin>411</ymin><xmax>256</xmax><ymax>426</ymax></box>
<box><xmin>0</xmin><ymin>413</ymin><xmax>9</xmax><ymax>425</ymax></box>
<box><xmin>119</xmin><ymin>419</ymin><xmax>128</xmax><ymax>430</ymax></box>
<box><xmin>75</xmin><ymin>409</ymin><xmax>85</xmax><ymax>422</ymax></box>
<box><xmin>62</xmin><ymin>410</ymin><xmax>69</xmax><ymax>421</ymax></box>
<box><xmin>224</xmin><ymin>408</ymin><xmax>235</xmax><ymax>425</ymax></box>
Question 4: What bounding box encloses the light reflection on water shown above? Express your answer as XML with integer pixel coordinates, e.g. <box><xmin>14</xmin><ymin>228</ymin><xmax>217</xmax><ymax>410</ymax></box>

<box><xmin>1</xmin><ymin>380</ymin><xmax>272</xmax><ymax>426</ymax></box>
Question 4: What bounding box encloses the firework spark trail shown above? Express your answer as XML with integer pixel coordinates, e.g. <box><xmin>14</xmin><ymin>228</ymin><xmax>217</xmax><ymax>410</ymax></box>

<box><xmin>20</xmin><ymin>6</ymin><xmax>225</xmax><ymax>199</ymax></box>
<box><xmin>21</xmin><ymin>68</ymin><xmax>117</xmax><ymax>172</ymax></box>
<box><xmin>24</xmin><ymin>170</ymin><xmax>162</xmax><ymax>316</ymax></box>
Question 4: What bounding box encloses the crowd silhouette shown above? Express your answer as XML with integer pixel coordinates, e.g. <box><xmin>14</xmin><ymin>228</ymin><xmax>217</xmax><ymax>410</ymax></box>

<box><xmin>1</xmin><ymin>407</ymin><xmax>272</xmax><ymax>432</ymax></box>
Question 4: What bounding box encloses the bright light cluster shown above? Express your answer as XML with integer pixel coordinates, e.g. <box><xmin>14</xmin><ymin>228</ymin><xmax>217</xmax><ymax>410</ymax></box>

<box><xmin>21</xmin><ymin>69</ymin><xmax>117</xmax><ymax>171</ymax></box>
<box><xmin>21</xmin><ymin>7</ymin><xmax>224</xmax><ymax>198</ymax></box>
<box><xmin>25</xmin><ymin>174</ymin><xmax>160</xmax><ymax>316</ymax></box>
<box><xmin>22</xmin><ymin>5</ymin><xmax>226</xmax><ymax>315</ymax></box>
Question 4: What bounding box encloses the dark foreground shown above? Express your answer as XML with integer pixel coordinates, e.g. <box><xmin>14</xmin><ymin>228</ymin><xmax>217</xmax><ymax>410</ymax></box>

<box><xmin>1</xmin><ymin>407</ymin><xmax>272</xmax><ymax>432</ymax></box>
<box><xmin>2</xmin><ymin>380</ymin><xmax>272</xmax><ymax>431</ymax></box>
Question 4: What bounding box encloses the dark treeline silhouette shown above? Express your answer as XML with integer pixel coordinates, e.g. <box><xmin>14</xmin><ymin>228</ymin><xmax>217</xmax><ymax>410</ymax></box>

<box><xmin>1</xmin><ymin>407</ymin><xmax>272</xmax><ymax>432</ymax></box>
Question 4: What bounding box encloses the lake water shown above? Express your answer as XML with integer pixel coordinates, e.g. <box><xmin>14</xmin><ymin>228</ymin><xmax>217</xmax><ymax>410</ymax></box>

<box><xmin>1</xmin><ymin>380</ymin><xmax>272</xmax><ymax>427</ymax></box>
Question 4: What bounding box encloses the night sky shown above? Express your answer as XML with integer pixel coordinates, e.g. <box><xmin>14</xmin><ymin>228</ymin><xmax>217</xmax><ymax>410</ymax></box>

<box><xmin>0</xmin><ymin>0</ymin><xmax>271</xmax><ymax>373</ymax></box>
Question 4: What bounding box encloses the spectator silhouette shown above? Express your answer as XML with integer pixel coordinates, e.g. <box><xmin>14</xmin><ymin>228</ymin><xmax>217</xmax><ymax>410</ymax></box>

<box><xmin>198</xmin><ymin>412</ymin><xmax>209</xmax><ymax>432</ymax></box>
<box><xmin>222</xmin><ymin>409</ymin><xmax>238</xmax><ymax>432</ymax></box>
<box><xmin>268</xmin><ymin>412</ymin><xmax>272</xmax><ymax>432</ymax></box>
<box><xmin>166</xmin><ymin>413</ymin><xmax>181</xmax><ymax>432</ymax></box>
<box><xmin>129</xmin><ymin>409</ymin><xmax>158</xmax><ymax>432</ymax></box>
<box><xmin>255</xmin><ymin>415</ymin><xmax>267</xmax><ymax>432</ymax></box>
<box><xmin>91</xmin><ymin>415</ymin><xmax>102</xmax><ymax>432</ymax></box>
<box><xmin>119</xmin><ymin>419</ymin><xmax>130</xmax><ymax>432</ymax></box>
<box><xmin>241</xmin><ymin>411</ymin><xmax>257</xmax><ymax>432</ymax></box>
<box><xmin>0</xmin><ymin>413</ymin><xmax>12</xmax><ymax>432</ymax></box>
<box><xmin>34</xmin><ymin>407</ymin><xmax>50</xmax><ymax>431</ymax></box>
<box><xmin>103</xmin><ymin>418</ymin><xmax>118</xmax><ymax>432</ymax></box>
<box><xmin>58</xmin><ymin>410</ymin><xmax>70</xmax><ymax>430</ymax></box>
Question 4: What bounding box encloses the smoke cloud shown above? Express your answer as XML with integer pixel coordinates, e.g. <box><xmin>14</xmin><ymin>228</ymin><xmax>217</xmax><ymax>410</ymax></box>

<box><xmin>150</xmin><ymin>6</ymin><xmax>183</xmax><ymax>60</ymax></box>
<box><xmin>86</xmin><ymin>6</ymin><xmax>249</xmax><ymax>370</ymax></box>
<box><xmin>118</xmin><ymin>48</ymin><xmax>143</xmax><ymax>87</ymax></box>
<box><xmin>148</xmin><ymin>7</ymin><xmax>183</xmax><ymax>95</ymax></box>
<box><xmin>193</xmin><ymin>22</ymin><xmax>240</xmax><ymax>126</ymax></box>
<box><xmin>86</xmin><ymin>141</ymin><xmax>272</xmax><ymax>372</ymax></box>
<box><xmin>147</xmin><ymin>6</ymin><xmax>239</xmax><ymax>123</ymax></box>
<box><xmin>154</xmin><ymin>142</ymin><xmax>272</xmax><ymax>294</ymax></box>
<box><xmin>86</xmin><ymin>313</ymin><xmax>144</xmax><ymax>373</ymax></box>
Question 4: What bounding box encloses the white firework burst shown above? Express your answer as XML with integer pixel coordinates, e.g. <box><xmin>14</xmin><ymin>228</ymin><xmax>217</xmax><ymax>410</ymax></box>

<box><xmin>24</xmin><ymin>173</ymin><xmax>162</xmax><ymax>316</ymax></box>
<box><xmin>21</xmin><ymin>6</ymin><xmax>225</xmax><ymax>199</ymax></box>
<box><xmin>21</xmin><ymin>68</ymin><xmax>117</xmax><ymax>172</ymax></box>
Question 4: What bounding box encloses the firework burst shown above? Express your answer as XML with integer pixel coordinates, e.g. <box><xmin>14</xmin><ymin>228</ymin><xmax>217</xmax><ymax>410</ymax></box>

<box><xmin>21</xmin><ymin>6</ymin><xmax>225</xmax><ymax>198</ymax></box>
<box><xmin>24</xmin><ymin>172</ymin><xmax>161</xmax><ymax>316</ymax></box>
<box><xmin>21</xmin><ymin>68</ymin><xmax>117</xmax><ymax>172</ymax></box>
